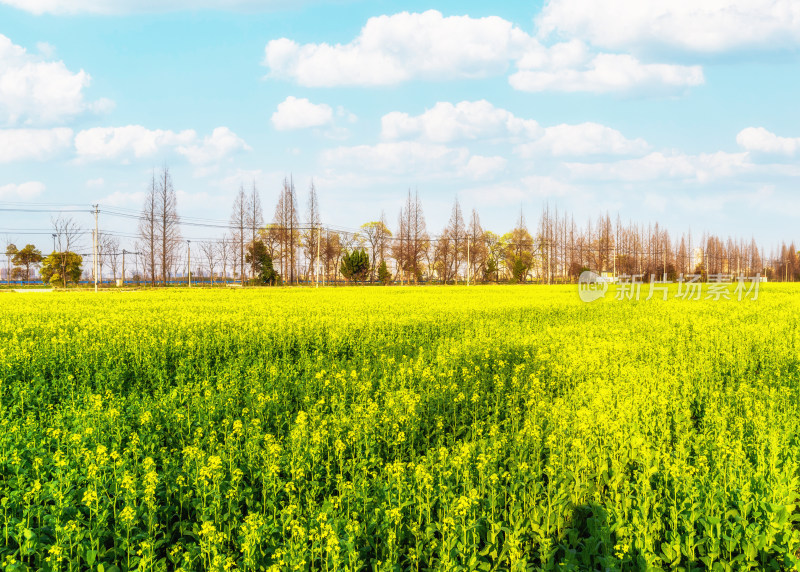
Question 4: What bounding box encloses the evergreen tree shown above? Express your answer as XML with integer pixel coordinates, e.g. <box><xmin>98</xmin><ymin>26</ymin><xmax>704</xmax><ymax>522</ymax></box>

<box><xmin>340</xmin><ymin>249</ymin><xmax>370</xmax><ymax>283</ymax></box>
<box><xmin>377</xmin><ymin>259</ymin><xmax>391</xmax><ymax>285</ymax></box>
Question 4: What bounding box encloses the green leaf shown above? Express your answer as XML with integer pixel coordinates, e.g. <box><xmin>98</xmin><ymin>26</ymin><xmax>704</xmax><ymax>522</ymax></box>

<box><xmin>85</xmin><ymin>549</ymin><xmax>97</xmax><ymax>566</ymax></box>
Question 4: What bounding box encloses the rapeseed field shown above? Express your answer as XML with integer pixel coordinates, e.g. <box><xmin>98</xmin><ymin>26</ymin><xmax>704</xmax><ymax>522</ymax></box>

<box><xmin>0</xmin><ymin>285</ymin><xmax>798</xmax><ymax>570</ymax></box>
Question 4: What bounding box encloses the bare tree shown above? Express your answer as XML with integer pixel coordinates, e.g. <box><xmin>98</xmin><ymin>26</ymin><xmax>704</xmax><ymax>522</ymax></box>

<box><xmin>391</xmin><ymin>191</ymin><xmax>429</xmax><ymax>284</ymax></box>
<box><xmin>155</xmin><ymin>166</ymin><xmax>182</xmax><ymax>284</ymax></box>
<box><xmin>51</xmin><ymin>216</ymin><xmax>82</xmax><ymax>288</ymax></box>
<box><xmin>104</xmin><ymin>235</ymin><xmax>121</xmax><ymax>283</ymax></box>
<box><xmin>138</xmin><ymin>172</ymin><xmax>158</xmax><ymax>286</ymax></box>
<box><xmin>218</xmin><ymin>234</ymin><xmax>232</xmax><ymax>284</ymax></box>
<box><xmin>392</xmin><ymin>193</ymin><xmax>412</xmax><ymax>284</ymax></box>
<box><xmin>304</xmin><ymin>181</ymin><xmax>321</xmax><ymax>283</ymax></box>
<box><xmin>322</xmin><ymin>230</ymin><xmax>342</xmax><ymax>284</ymax></box>
<box><xmin>200</xmin><ymin>241</ymin><xmax>218</xmax><ymax>286</ymax></box>
<box><xmin>377</xmin><ymin>211</ymin><xmax>392</xmax><ymax>267</ymax></box>
<box><xmin>446</xmin><ymin>198</ymin><xmax>466</xmax><ymax>283</ymax></box>
<box><xmin>287</xmin><ymin>178</ymin><xmax>299</xmax><ymax>284</ymax></box>
<box><xmin>246</xmin><ymin>180</ymin><xmax>263</xmax><ymax>280</ymax></box>
<box><xmin>230</xmin><ymin>184</ymin><xmax>247</xmax><ymax>284</ymax></box>
<box><xmin>408</xmin><ymin>190</ymin><xmax>429</xmax><ymax>283</ymax></box>
<box><xmin>96</xmin><ymin>233</ymin><xmax>120</xmax><ymax>283</ymax></box>
<box><xmin>273</xmin><ymin>177</ymin><xmax>299</xmax><ymax>284</ymax></box>
<box><xmin>433</xmin><ymin>227</ymin><xmax>456</xmax><ymax>283</ymax></box>
<box><xmin>3</xmin><ymin>234</ymin><xmax>14</xmax><ymax>283</ymax></box>
<box><xmin>467</xmin><ymin>209</ymin><xmax>486</xmax><ymax>282</ymax></box>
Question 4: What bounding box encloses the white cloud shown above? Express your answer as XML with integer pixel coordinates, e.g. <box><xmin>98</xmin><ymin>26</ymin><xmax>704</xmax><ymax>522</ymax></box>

<box><xmin>271</xmin><ymin>96</ymin><xmax>334</xmax><ymax>130</ymax></box>
<box><xmin>74</xmin><ymin>125</ymin><xmax>248</xmax><ymax>164</ymax></box>
<box><xmin>321</xmin><ymin>141</ymin><xmax>503</xmax><ymax>180</ymax></box>
<box><xmin>0</xmin><ymin>0</ymin><xmax>298</xmax><ymax>15</ymax></box>
<box><xmin>0</xmin><ymin>34</ymin><xmax>108</xmax><ymax>125</ymax></box>
<box><xmin>0</xmin><ymin>181</ymin><xmax>45</xmax><ymax>200</ymax></box>
<box><xmin>520</xmin><ymin>175</ymin><xmax>575</xmax><ymax>198</ymax></box>
<box><xmin>264</xmin><ymin>12</ymin><xmax>705</xmax><ymax>94</ymax></box>
<box><xmin>517</xmin><ymin>122</ymin><xmax>649</xmax><ymax>156</ymax></box>
<box><xmin>322</xmin><ymin>142</ymin><xmax>468</xmax><ymax>175</ymax></box>
<box><xmin>86</xmin><ymin>177</ymin><xmax>104</xmax><ymax>188</ymax></box>
<box><xmin>566</xmin><ymin>151</ymin><xmax>752</xmax><ymax>182</ymax></box>
<box><xmin>381</xmin><ymin>100</ymin><xmax>541</xmax><ymax>143</ymax></box>
<box><xmin>736</xmin><ymin>127</ymin><xmax>800</xmax><ymax>155</ymax></box>
<box><xmin>463</xmin><ymin>155</ymin><xmax>507</xmax><ymax>180</ymax></box>
<box><xmin>381</xmin><ymin>100</ymin><xmax>647</xmax><ymax>156</ymax></box>
<box><xmin>0</xmin><ymin>128</ymin><xmax>73</xmax><ymax>162</ymax></box>
<box><xmin>337</xmin><ymin>106</ymin><xmax>358</xmax><ymax>123</ymax></box>
<box><xmin>460</xmin><ymin>176</ymin><xmax>578</xmax><ymax>207</ymax></box>
<box><xmin>36</xmin><ymin>42</ymin><xmax>55</xmax><ymax>57</ymax></box>
<box><xmin>177</xmin><ymin>126</ymin><xmax>251</xmax><ymax>165</ymax></box>
<box><xmin>264</xmin><ymin>10</ymin><xmax>531</xmax><ymax>86</ymax></box>
<box><xmin>74</xmin><ymin>125</ymin><xmax>195</xmax><ymax>161</ymax></box>
<box><xmin>214</xmin><ymin>168</ymin><xmax>279</xmax><ymax>191</ymax></box>
<box><xmin>510</xmin><ymin>50</ymin><xmax>703</xmax><ymax>94</ymax></box>
<box><xmin>537</xmin><ymin>0</ymin><xmax>800</xmax><ymax>53</ymax></box>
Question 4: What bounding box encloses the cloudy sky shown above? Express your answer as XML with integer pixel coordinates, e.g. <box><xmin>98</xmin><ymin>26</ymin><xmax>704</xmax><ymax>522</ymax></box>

<box><xmin>1</xmin><ymin>0</ymin><xmax>799</xmax><ymax>248</ymax></box>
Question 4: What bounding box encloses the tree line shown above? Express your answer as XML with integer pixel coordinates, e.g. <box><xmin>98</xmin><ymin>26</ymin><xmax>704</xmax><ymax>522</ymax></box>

<box><xmin>4</xmin><ymin>166</ymin><xmax>799</xmax><ymax>285</ymax></box>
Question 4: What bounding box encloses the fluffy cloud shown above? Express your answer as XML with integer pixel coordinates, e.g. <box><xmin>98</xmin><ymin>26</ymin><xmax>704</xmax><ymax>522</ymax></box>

<box><xmin>264</xmin><ymin>10</ymin><xmax>530</xmax><ymax>86</ymax></box>
<box><xmin>177</xmin><ymin>127</ymin><xmax>250</xmax><ymax>165</ymax></box>
<box><xmin>0</xmin><ymin>128</ymin><xmax>73</xmax><ymax>162</ymax></box>
<box><xmin>510</xmin><ymin>48</ymin><xmax>703</xmax><ymax>94</ymax></box>
<box><xmin>382</xmin><ymin>100</ymin><xmax>648</xmax><ymax>156</ymax></box>
<box><xmin>74</xmin><ymin>125</ymin><xmax>248</xmax><ymax>164</ymax></box>
<box><xmin>537</xmin><ymin>0</ymin><xmax>800</xmax><ymax>53</ymax></box>
<box><xmin>0</xmin><ymin>181</ymin><xmax>45</xmax><ymax>200</ymax></box>
<box><xmin>460</xmin><ymin>176</ymin><xmax>578</xmax><ymax>207</ymax></box>
<box><xmin>264</xmin><ymin>11</ymin><xmax>705</xmax><ymax>94</ymax></box>
<box><xmin>517</xmin><ymin>122</ymin><xmax>649</xmax><ymax>156</ymax></box>
<box><xmin>736</xmin><ymin>127</ymin><xmax>800</xmax><ymax>155</ymax></box>
<box><xmin>0</xmin><ymin>0</ymin><xmax>295</xmax><ymax>14</ymax></box>
<box><xmin>321</xmin><ymin>141</ymin><xmax>506</xmax><ymax>180</ymax></box>
<box><xmin>322</xmin><ymin>142</ymin><xmax>468</xmax><ymax>175</ymax></box>
<box><xmin>381</xmin><ymin>100</ymin><xmax>540</xmax><ymax>143</ymax></box>
<box><xmin>0</xmin><ymin>34</ymin><xmax>109</xmax><ymax>125</ymax></box>
<box><xmin>464</xmin><ymin>156</ymin><xmax>508</xmax><ymax>179</ymax></box>
<box><xmin>271</xmin><ymin>96</ymin><xmax>334</xmax><ymax>130</ymax></box>
<box><xmin>566</xmin><ymin>151</ymin><xmax>752</xmax><ymax>182</ymax></box>
<box><xmin>75</xmin><ymin>125</ymin><xmax>195</xmax><ymax>161</ymax></box>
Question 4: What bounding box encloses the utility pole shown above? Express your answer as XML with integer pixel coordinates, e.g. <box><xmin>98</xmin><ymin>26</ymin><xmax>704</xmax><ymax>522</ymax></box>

<box><xmin>51</xmin><ymin>233</ymin><xmax>56</xmax><ymax>253</ymax></box>
<box><xmin>93</xmin><ymin>204</ymin><xmax>99</xmax><ymax>292</ymax></box>
<box><xmin>316</xmin><ymin>223</ymin><xmax>321</xmax><ymax>288</ymax></box>
<box><xmin>122</xmin><ymin>249</ymin><xmax>126</xmax><ymax>286</ymax></box>
<box><xmin>613</xmin><ymin>246</ymin><xmax>617</xmax><ymax>276</ymax></box>
<box><xmin>187</xmin><ymin>240</ymin><xmax>191</xmax><ymax>288</ymax></box>
<box><xmin>467</xmin><ymin>237</ymin><xmax>470</xmax><ymax>286</ymax></box>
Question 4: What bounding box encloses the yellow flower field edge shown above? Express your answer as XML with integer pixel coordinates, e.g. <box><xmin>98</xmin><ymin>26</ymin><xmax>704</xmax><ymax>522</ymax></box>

<box><xmin>0</xmin><ymin>285</ymin><xmax>799</xmax><ymax>570</ymax></box>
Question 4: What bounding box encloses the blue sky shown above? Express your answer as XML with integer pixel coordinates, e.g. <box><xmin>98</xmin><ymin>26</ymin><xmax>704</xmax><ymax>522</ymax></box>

<box><xmin>1</xmin><ymin>0</ymin><xmax>799</xmax><ymax>251</ymax></box>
